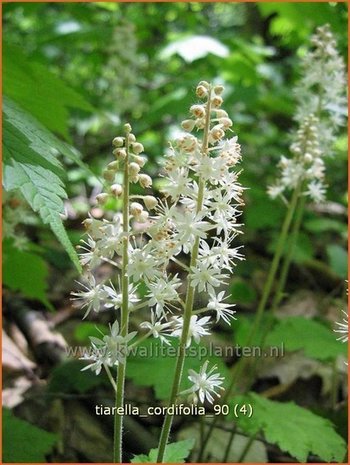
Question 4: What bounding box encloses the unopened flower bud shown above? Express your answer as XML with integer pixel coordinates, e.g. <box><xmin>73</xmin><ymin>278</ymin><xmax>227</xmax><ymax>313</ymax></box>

<box><xmin>139</xmin><ymin>173</ymin><xmax>152</xmax><ymax>188</ymax></box>
<box><xmin>214</xmin><ymin>85</ymin><xmax>224</xmax><ymax>95</ymax></box>
<box><xmin>195</xmin><ymin>118</ymin><xmax>205</xmax><ymax>129</ymax></box>
<box><xmin>190</xmin><ymin>104</ymin><xmax>206</xmax><ymax>118</ymax></box>
<box><xmin>96</xmin><ymin>193</ymin><xmax>109</xmax><ymax>205</ymax></box>
<box><xmin>103</xmin><ymin>169</ymin><xmax>116</xmax><ymax>182</ymax></box>
<box><xmin>198</xmin><ymin>80</ymin><xmax>210</xmax><ymax>89</ymax></box>
<box><xmin>129</xmin><ymin>162</ymin><xmax>141</xmax><ymax>176</ymax></box>
<box><xmin>304</xmin><ymin>153</ymin><xmax>313</xmax><ymax>163</ymax></box>
<box><xmin>113</xmin><ymin>148</ymin><xmax>127</xmax><ymax>160</ymax></box>
<box><xmin>130</xmin><ymin>174</ymin><xmax>139</xmax><ymax>183</ymax></box>
<box><xmin>124</xmin><ymin>123</ymin><xmax>132</xmax><ymax>133</ymax></box>
<box><xmin>107</xmin><ymin>161</ymin><xmax>119</xmax><ymax>170</ymax></box>
<box><xmin>144</xmin><ymin>195</ymin><xmax>158</xmax><ymax>210</ymax></box>
<box><xmin>196</xmin><ymin>85</ymin><xmax>208</xmax><ymax>99</ymax></box>
<box><xmin>181</xmin><ymin>119</ymin><xmax>196</xmax><ymax>132</ymax></box>
<box><xmin>134</xmin><ymin>155</ymin><xmax>147</xmax><ymax>167</ymax></box>
<box><xmin>211</xmin><ymin>95</ymin><xmax>223</xmax><ymax>108</ymax></box>
<box><xmin>111</xmin><ymin>184</ymin><xmax>123</xmax><ymax>196</ymax></box>
<box><xmin>130</xmin><ymin>202</ymin><xmax>143</xmax><ymax>216</ymax></box>
<box><xmin>178</xmin><ymin>135</ymin><xmax>197</xmax><ymax>152</ymax></box>
<box><xmin>215</xmin><ymin>109</ymin><xmax>229</xmax><ymax>118</ymax></box>
<box><xmin>128</xmin><ymin>133</ymin><xmax>136</xmax><ymax>143</ymax></box>
<box><xmin>131</xmin><ymin>142</ymin><xmax>144</xmax><ymax>154</ymax></box>
<box><xmin>210</xmin><ymin>125</ymin><xmax>225</xmax><ymax>142</ymax></box>
<box><xmin>112</xmin><ymin>137</ymin><xmax>124</xmax><ymax>147</ymax></box>
<box><xmin>219</xmin><ymin>117</ymin><xmax>233</xmax><ymax>129</ymax></box>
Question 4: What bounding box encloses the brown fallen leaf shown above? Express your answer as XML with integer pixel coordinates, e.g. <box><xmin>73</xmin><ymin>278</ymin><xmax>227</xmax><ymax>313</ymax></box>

<box><xmin>3</xmin><ymin>376</ymin><xmax>33</xmax><ymax>408</ymax></box>
<box><xmin>2</xmin><ymin>330</ymin><xmax>36</xmax><ymax>374</ymax></box>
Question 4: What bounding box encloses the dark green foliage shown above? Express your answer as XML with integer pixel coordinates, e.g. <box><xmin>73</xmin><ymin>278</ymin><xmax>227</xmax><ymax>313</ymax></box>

<box><xmin>131</xmin><ymin>439</ymin><xmax>195</xmax><ymax>463</ymax></box>
<box><xmin>48</xmin><ymin>360</ymin><xmax>110</xmax><ymax>394</ymax></box>
<box><xmin>233</xmin><ymin>393</ymin><xmax>346</xmax><ymax>463</ymax></box>
<box><xmin>3</xmin><ymin>239</ymin><xmax>52</xmax><ymax>309</ymax></box>
<box><xmin>126</xmin><ymin>339</ymin><xmax>231</xmax><ymax>400</ymax></box>
<box><xmin>3</xmin><ymin>409</ymin><xmax>57</xmax><ymax>463</ymax></box>
<box><xmin>266</xmin><ymin>317</ymin><xmax>347</xmax><ymax>361</ymax></box>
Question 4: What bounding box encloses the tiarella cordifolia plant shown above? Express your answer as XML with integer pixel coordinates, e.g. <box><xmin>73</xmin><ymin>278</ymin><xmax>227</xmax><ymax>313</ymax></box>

<box><xmin>260</xmin><ymin>23</ymin><xmax>347</xmax><ymax>318</ymax></box>
<box><xmin>72</xmin><ymin>81</ymin><xmax>244</xmax><ymax>463</ymax></box>
<box><xmin>294</xmin><ymin>24</ymin><xmax>347</xmax><ymax>142</ymax></box>
<box><xmin>197</xmin><ymin>25</ymin><xmax>347</xmax><ymax>462</ymax></box>
<box><xmin>263</xmin><ymin>23</ymin><xmax>347</xmax><ymax>316</ymax></box>
<box><xmin>268</xmin><ymin>24</ymin><xmax>347</xmax><ymax>204</ymax></box>
<box><xmin>155</xmin><ymin>81</ymin><xmax>244</xmax><ymax>462</ymax></box>
<box><xmin>72</xmin><ymin>123</ymin><xmax>157</xmax><ymax>463</ymax></box>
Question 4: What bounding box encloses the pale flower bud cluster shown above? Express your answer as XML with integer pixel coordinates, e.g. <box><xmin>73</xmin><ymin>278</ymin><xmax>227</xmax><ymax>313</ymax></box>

<box><xmin>73</xmin><ymin>123</ymin><xmax>158</xmax><ymax>309</ymax></box>
<box><xmin>268</xmin><ymin>114</ymin><xmax>327</xmax><ymax>203</ymax></box>
<box><xmin>72</xmin><ymin>83</ymin><xmax>244</xmax><ymax>404</ymax></box>
<box><xmin>144</xmin><ymin>82</ymin><xmax>243</xmax><ymax>342</ymax></box>
<box><xmin>268</xmin><ymin>24</ymin><xmax>346</xmax><ymax>204</ymax></box>
<box><xmin>295</xmin><ymin>24</ymin><xmax>347</xmax><ymax>135</ymax></box>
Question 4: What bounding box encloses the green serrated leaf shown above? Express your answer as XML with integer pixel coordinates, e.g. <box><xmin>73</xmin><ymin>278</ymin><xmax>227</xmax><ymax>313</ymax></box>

<box><xmin>265</xmin><ymin>316</ymin><xmax>347</xmax><ymax>360</ymax></box>
<box><xmin>3</xmin><ymin>96</ymin><xmax>94</xmax><ymax>176</ymax></box>
<box><xmin>3</xmin><ymin>408</ymin><xmax>57</xmax><ymax>462</ymax></box>
<box><xmin>3</xmin><ymin>98</ymin><xmax>82</xmax><ymax>271</ymax></box>
<box><xmin>233</xmin><ymin>393</ymin><xmax>346</xmax><ymax>462</ymax></box>
<box><xmin>4</xmin><ymin>160</ymin><xmax>81</xmax><ymax>271</ymax></box>
<box><xmin>3</xmin><ymin>240</ymin><xmax>52</xmax><ymax>310</ymax></box>
<box><xmin>3</xmin><ymin>44</ymin><xmax>93</xmax><ymax>139</ymax></box>
<box><xmin>131</xmin><ymin>439</ymin><xmax>195</xmax><ymax>463</ymax></box>
<box><xmin>126</xmin><ymin>339</ymin><xmax>230</xmax><ymax>400</ymax></box>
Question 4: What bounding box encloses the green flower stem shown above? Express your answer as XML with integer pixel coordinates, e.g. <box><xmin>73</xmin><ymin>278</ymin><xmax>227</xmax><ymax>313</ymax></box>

<box><xmin>237</xmin><ymin>430</ymin><xmax>259</xmax><ymax>463</ymax></box>
<box><xmin>246</xmin><ymin>193</ymin><xmax>307</xmax><ymax>390</ymax></box>
<box><xmin>197</xmin><ymin>182</ymin><xmax>302</xmax><ymax>462</ymax></box>
<box><xmin>270</xmin><ymin>194</ymin><xmax>306</xmax><ymax>313</ymax></box>
<box><xmin>232</xmin><ymin>195</ymin><xmax>308</xmax><ymax>465</ymax></box>
<box><xmin>156</xmin><ymin>88</ymin><xmax>212</xmax><ymax>463</ymax></box>
<box><xmin>222</xmin><ymin>423</ymin><xmax>237</xmax><ymax>462</ymax></box>
<box><xmin>242</xmin><ymin>182</ymin><xmax>302</xmax><ymax>345</ymax></box>
<box><xmin>114</xmin><ymin>129</ymin><xmax>130</xmax><ymax>463</ymax></box>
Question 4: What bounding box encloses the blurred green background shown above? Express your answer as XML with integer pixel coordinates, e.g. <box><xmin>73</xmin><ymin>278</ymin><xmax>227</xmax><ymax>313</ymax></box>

<box><xmin>2</xmin><ymin>2</ymin><xmax>348</xmax><ymax>463</ymax></box>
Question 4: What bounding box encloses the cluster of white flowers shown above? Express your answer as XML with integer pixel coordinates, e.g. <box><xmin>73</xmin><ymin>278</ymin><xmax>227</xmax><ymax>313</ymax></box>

<box><xmin>72</xmin><ymin>81</ymin><xmax>244</xmax><ymax>404</ymax></box>
<box><xmin>268</xmin><ymin>24</ymin><xmax>346</xmax><ymax>204</ymax></box>
<box><xmin>80</xmin><ymin>321</ymin><xmax>137</xmax><ymax>375</ymax></box>
<box><xmin>268</xmin><ymin>114</ymin><xmax>326</xmax><ymax>203</ymax></box>
<box><xmin>180</xmin><ymin>361</ymin><xmax>224</xmax><ymax>404</ymax></box>
<box><xmin>295</xmin><ymin>24</ymin><xmax>347</xmax><ymax>137</ymax></box>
